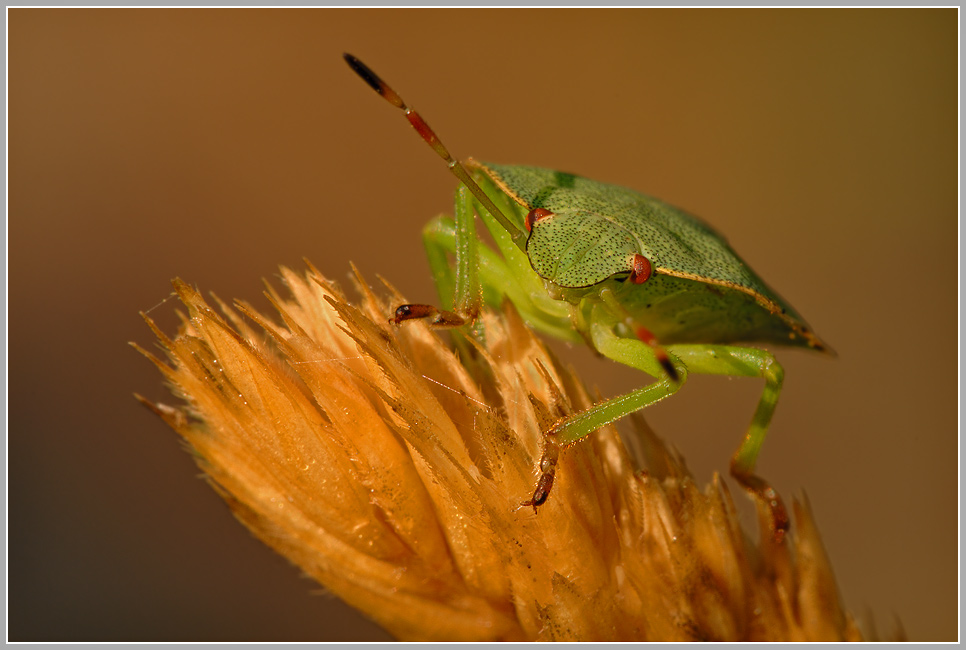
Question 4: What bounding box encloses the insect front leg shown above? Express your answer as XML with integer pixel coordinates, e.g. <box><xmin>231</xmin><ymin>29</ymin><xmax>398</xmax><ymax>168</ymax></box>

<box><xmin>392</xmin><ymin>185</ymin><xmax>482</xmax><ymax>328</ymax></box>
<box><xmin>671</xmin><ymin>344</ymin><xmax>788</xmax><ymax>541</ymax></box>
<box><xmin>422</xmin><ymin>210</ymin><xmax>581</xmax><ymax>345</ymax></box>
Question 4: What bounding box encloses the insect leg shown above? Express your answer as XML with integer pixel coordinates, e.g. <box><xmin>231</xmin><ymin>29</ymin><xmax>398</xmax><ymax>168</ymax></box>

<box><xmin>598</xmin><ymin>286</ymin><xmax>679</xmax><ymax>382</ymax></box>
<box><xmin>451</xmin><ymin>184</ymin><xmax>481</xmax><ymax>322</ymax></box>
<box><xmin>391</xmin><ymin>186</ymin><xmax>481</xmax><ymax>328</ymax></box>
<box><xmin>671</xmin><ymin>344</ymin><xmax>788</xmax><ymax>541</ymax></box>
<box><xmin>523</xmin><ymin>313</ymin><xmax>688</xmax><ymax>511</ymax></box>
<box><xmin>422</xmin><ymin>209</ymin><xmax>581</xmax><ymax>344</ymax></box>
<box><xmin>422</xmin><ymin>217</ymin><xmax>458</xmax><ymax>311</ymax></box>
<box><xmin>555</xmin><ymin>316</ymin><xmax>688</xmax><ymax>443</ymax></box>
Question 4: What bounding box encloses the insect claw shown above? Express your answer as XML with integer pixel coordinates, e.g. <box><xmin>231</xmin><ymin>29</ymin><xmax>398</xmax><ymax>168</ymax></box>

<box><xmin>520</xmin><ymin>472</ymin><xmax>554</xmax><ymax>514</ymax></box>
<box><xmin>389</xmin><ymin>303</ymin><xmax>437</xmax><ymax>324</ymax></box>
<box><xmin>520</xmin><ymin>443</ymin><xmax>560</xmax><ymax>513</ymax></box>
<box><xmin>388</xmin><ymin>303</ymin><xmax>469</xmax><ymax>328</ymax></box>
<box><xmin>731</xmin><ymin>468</ymin><xmax>790</xmax><ymax>544</ymax></box>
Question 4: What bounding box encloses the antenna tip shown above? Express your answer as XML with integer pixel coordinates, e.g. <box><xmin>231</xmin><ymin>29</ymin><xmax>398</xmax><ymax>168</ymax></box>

<box><xmin>343</xmin><ymin>53</ymin><xmax>393</xmax><ymax>100</ymax></box>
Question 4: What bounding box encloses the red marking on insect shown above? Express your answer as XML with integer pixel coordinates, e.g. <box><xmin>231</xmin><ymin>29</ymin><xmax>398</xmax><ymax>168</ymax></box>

<box><xmin>635</xmin><ymin>325</ymin><xmax>658</xmax><ymax>347</ymax></box>
<box><xmin>628</xmin><ymin>254</ymin><xmax>652</xmax><ymax>284</ymax></box>
<box><xmin>635</xmin><ymin>323</ymin><xmax>678</xmax><ymax>381</ymax></box>
<box><xmin>405</xmin><ymin>111</ymin><xmax>438</xmax><ymax>147</ymax></box>
<box><xmin>525</xmin><ymin>208</ymin><xmax>554</xmax><ymax>232</ymax></box>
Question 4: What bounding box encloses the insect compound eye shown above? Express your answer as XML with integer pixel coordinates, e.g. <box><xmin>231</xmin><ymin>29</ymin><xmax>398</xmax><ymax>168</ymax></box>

<box><xmin>525</xmin><ymin>208</ymin><xmax>554</xmax><ymax>232</ymax></box>
<box><xmin>628</xmin><ymin>253</ymin><xmax>652</xmax><ymax>284</ymax></box>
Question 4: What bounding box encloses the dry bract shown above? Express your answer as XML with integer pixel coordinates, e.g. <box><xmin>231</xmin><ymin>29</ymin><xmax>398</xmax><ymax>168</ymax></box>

<box><xmin>134</xmin><ymin>263</ymin><xmax>861</xmax><ymax>641</ymax></box>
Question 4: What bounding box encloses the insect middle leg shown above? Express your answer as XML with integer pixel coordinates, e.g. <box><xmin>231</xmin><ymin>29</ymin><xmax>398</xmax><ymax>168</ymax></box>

<box><xmin>523</xmin><ymin>314</ymin><xmax>688</xmax><ymax>510</ymax></box>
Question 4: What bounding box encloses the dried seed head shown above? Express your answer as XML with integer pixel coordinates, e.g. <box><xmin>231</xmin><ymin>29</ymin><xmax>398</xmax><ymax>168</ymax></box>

<box><xmin>134</xmin><ymin>263</ymin><xmax>863</xmax><ymax>642</ymax></box>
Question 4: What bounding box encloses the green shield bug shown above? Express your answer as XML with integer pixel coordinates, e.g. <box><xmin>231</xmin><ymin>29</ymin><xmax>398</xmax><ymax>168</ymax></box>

<box><xmin>343</xmin><ymin>53</ymin><xmax>831</xmax><ymax>540</ymax></box>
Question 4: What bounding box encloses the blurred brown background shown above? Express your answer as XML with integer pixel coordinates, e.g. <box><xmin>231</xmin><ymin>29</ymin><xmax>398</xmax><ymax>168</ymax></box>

<box><xmin>9</xmin><ymin>8</ymin><xmax>957</xmax><ymax>642</ymax></box>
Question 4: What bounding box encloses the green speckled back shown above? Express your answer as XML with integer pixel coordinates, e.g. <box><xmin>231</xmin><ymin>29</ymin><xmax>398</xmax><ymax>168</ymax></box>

<box><xmin>476</xmin><ymin>162</ymin><xmax>803</xmax><ymax>322</ymax></box>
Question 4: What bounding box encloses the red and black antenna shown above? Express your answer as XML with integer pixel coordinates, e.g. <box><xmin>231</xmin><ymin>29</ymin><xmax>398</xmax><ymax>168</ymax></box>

<box><xmin>343</xmin><ymin>53</ymin><xmax>527</xmax><ymax>252</ymax></box>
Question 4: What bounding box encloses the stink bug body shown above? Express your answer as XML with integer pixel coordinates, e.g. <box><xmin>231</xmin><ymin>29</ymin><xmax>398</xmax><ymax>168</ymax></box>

<box><xmin>344</xmin><ymin>53</ymin><xmax>831</xmax><ymax>540</ymax></box>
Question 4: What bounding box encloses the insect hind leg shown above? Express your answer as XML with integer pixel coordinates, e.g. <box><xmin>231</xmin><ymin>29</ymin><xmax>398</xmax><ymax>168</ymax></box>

<box><xmin>671</xmin><ymin>344</ymin><xmax>789</xmax><ymax>542</ymax></box>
